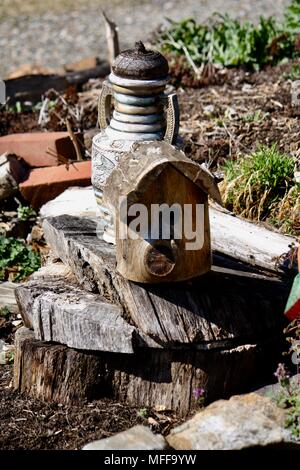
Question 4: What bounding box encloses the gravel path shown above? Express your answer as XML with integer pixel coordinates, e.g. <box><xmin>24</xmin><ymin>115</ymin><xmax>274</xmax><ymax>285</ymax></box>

<box><xmin>0</xmin><ymin>0</ymin><xmax>290</xmax><ymax>78</ymax></box>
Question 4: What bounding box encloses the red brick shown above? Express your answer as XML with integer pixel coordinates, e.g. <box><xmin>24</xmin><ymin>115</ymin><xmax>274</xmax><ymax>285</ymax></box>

<box><xmin>0</xmin><ymin>132</ymin><xmax>82</xmax><ymax>168</ymax></box>
<box><xmin>19</xmin><ymin>161</ymin><xmax>91</xmax><ymax>209</ymax></box>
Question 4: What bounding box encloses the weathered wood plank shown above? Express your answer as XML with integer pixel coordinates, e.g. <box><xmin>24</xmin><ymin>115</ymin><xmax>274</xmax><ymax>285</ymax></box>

<box><xmin>43</xmin><ymin>215</ymin><xmax>288</xmax><ymax>347</ymax></box>
<box><xmin>14</xmin><ymin>327</ymin><xmax>281</xmax><ymax>415</ymax></box>
<box><xmin>210</xmin><ymin>207</ymin><xmax>298</xmax><ymax>274</ymax></box>
<box><xmin>15</xmin><ymin>276</ymin><xmax>139</xmax><ymax>354</ymax></box>
<box><xmin>40</xmin><ymin>186</ymin><xmax>298</xmax><ymax>275</ymax></box>
<box><xmin>0</xmin><ymin>281</ymin><xmax>19</xmax><ymax>313</ymax></box>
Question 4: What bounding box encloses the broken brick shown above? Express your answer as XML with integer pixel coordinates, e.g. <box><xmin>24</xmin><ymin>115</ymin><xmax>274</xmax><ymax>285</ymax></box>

<box><xmin>19</xmin><ymin>161</ymin><xmax>91</xmax><ymax>209</ymax></box>
<box><xmin>0</xmin><ymin>132</ymin><xmax>82</xmax><ymax>168</ymax></box>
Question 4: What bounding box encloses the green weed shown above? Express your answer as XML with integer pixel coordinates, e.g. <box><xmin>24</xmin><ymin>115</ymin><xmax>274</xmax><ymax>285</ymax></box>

<box><xmin>0</xmin><ymin>236</ymin><xmax>41</xmax><ymax>281</ymax></box>
<box><xmin>157</xmin><ymin>1</ymin><xmax>300</xmax><ymax>71</ymax></box>
<box><xmin>220</xmin><ymin>144</ymin><xmax>299</xmax><ymax>234</ymax></box>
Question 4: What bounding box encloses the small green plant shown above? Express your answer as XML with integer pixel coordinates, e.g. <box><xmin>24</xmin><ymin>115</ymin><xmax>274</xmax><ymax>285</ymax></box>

<box><xmin>137</xmin><ymin>408</ymin><xmax>149</xmax><ymax>419</ymax></box>
<box><xmin>17</xmin><ymin>204</ymin><xmax>37</xmax><ymax>221</ymax></box>
<box><xmin>0</xmin><ymin>306</ymin><xmax>10</xmax><ymax>318</ymax></box>
<box><xmin>242</xmin><ymin>110</ymin><xmax>269</xmax><ymax>123</ymax></box>
<box><xmin>157</xmin><ymin>1</ymin><xmax>300</xmax><ymax>72</ymax></box>
<box><xmin>0</xmin><ymin>236</ymin><xmax>41</xmax><ymax>281</ymax></box>
<box><xmin>192</xmin><ymin>387</ymin><xmax>206</xmax><ymax>408</ymax></box>
<box><xmin>282</xmin><ymin>63</ymin><xmax>300</xmax><ymax>80</ymax></box>
<box><xmin>221</xmin><ymin>144</ymin><xmax>299</xmax><ymax>234</ymax></box>
<box><xmin>274</xmin><ymin>363</ymin><xmax>300</xmax><ymax>439</ymax></box>
<box><xmin>284</xmin><ymin>0</ymin><xmax>300</xmax><ymax>35</ymax></box>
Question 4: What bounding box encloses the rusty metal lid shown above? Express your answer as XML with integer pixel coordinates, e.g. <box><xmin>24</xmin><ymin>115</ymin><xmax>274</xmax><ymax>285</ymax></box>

<box><xmin>112</xmin><ymin>41</ymin><xmax>169</xmax><ymax>80</ymax></box>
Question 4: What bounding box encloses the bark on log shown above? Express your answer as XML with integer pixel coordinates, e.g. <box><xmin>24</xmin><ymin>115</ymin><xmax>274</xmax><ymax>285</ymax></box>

<box><xmin>14</xmin><ymin>327</ymin><xmax>105</xmax><ymax>404</ymax></box>
<box><xmin>43</xmin><ymin>215</ymin><xmax>288</xmax><ymax>348</ymax></box>
<box><xmin>14</xmin><ymin>327</ymin><xmax>281</xmax><ymax>415</ymax></box>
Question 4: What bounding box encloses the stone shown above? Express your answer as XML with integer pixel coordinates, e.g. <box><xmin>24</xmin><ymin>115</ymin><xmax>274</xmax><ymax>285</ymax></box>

<box><xmin>82</xmin><ymin>425</ymin><xmax>167</xmax><ymax>450</ymax></box>
<box><xmin>166</xmin><ymin>393</ymin><xmax>299</xmax><ymax>450</ymax></box>
<box><xmin>40</xmin><ymin>186</ymin><xmax>97</xmax><ymax>218</ymax></box>
<box><xmin>0</xmin><ymin>153</ymin><xmax>28</xmax><ymax>199</ymax></box>
<box><xmin>19</xmin><ymin>161</ymin><xmax>91</xmax><ymax>209</ymax></box>
<box><xmin>0</xmin><ymin>132</ymin><xmax>81</xmax><ymax>168</ymax></box>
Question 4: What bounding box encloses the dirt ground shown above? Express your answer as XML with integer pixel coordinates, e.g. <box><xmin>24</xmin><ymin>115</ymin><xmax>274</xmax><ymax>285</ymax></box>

<box><xmin>0</xmin><ymin>361</ymin><xmax>184</xmax><ymax>450</ymax></box>
<box><xmin>2</xmin><ymin>60</ymin><xmax>300</xmax><ymax>171</ymax></box>
<box><xmin>1</xmin><ymin>52</ymin><xmax>299</xmax><ymax>450</ymax></box>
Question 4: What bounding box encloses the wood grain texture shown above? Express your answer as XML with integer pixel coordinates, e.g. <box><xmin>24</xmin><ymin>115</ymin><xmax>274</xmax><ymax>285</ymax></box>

<box><xmin>43</xmin><ymin>215</ymin><xmax>288</xmax><ymax>347</ymax></box>
<box><xmin>103</xmin><ymin>141</ymin><xmax>222</xmax><ymax>211</ymax></box>
<box><xmin>210</xmin><ymin>207</ymin><xmax>298</xmax><ymax>274</ymax></box>
<box><xmin>14</xmin><ymin>327</ymin><xmax>281</xmax><ymax>415</ymax></box>
<box><xmin>15</xmin><ymin>276</ymin><xmax>141</xmax><ymax>354</ymax></box>
<box><xmin>13</xmin><ymin>327</ymin><xmax>105</xmax><ymax>404</ymax></box>
<box><xmin>115</xmin><ymin>164</ymin><xmax>211</xmax><ymax>283</ymax></box>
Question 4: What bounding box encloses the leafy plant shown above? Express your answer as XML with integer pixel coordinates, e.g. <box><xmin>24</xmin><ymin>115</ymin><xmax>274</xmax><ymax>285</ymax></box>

<box><xmin>157</xmin><ymin>1</ymin><xmax>300</xmax><ymax>71</ymax></box>
<box><xmin>17</xmin><ymin>204</ymin><xmax>37</xmax><ymax>221</ymax></box>
<box><xmin>282</xmin><ymin>63</ymin><xmax>300</xmax><ymax>80</ymax></box>
<box><xmin>0</xmin><ymin>236</ymin><xmax>41</xmax><ymax>281</ymax></box>
<box><xmin>0</xmin><ymin>306</ymin><xmax>10</xmax><ymax>318</ymax></box>
<box><xmin>274</xmin><ymin>363</ymin><xmax>300</xmax><ymax>440</ymax></box>
<box><xmin>242</xmin><ymin>110</ymin><xmax>269</xmax><ymax>123</ymax></box>
<box><xmin>137</xmin><ymin>408</ymin><xmax>149</xmax><ymax>419</ymax></box>
<box><xmin>284</xmin><ymin>0</ymin><xmax>300</xmax><ymax>35</ymax></box>
<box><xmin>220</xmin><ymin>144</ymin><xmax>299</xmax><ymax>234</ymax></box>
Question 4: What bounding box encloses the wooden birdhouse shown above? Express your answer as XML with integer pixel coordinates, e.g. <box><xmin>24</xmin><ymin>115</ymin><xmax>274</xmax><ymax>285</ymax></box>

<box><xmin>102</xmin><ymin>141</ymin><xmax>222</xmax><ymax>283</ymax></box>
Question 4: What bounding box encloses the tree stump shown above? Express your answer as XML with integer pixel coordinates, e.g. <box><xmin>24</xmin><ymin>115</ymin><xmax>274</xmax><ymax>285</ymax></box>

<box><xmin>13</xmin><ymin>214</ymin><xmax>291</xmax><ymax>415</ymax></box>
<box><xmin>14</xmin><ymin>327</ymin><xmax>281</xmax><ymax>415</ymax></box>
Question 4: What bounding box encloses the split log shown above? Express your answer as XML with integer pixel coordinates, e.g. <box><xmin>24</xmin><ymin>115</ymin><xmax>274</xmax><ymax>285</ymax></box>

<box><xmin>43</xmin><ymin>215</ymin><xmax>288</xmax><ymax>348</ymax></box>
<box><xmin>210</xmin><ymin>207</ymin><xmax>298</xmax><ymax>274</ymax></box>
<box><xmin>14</xmin><ymin>327</ymin><xmax>281</xmax><ymax>415</ymax></box>
<box><xmin>15</xmin><ymin>275</ymin><xmax>145</xmax><ymax>354</ymax></box>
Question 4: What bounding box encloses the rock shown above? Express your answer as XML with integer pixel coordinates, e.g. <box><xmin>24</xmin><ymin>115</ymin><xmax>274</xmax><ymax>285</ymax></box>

<box><xmin>19</xmin><ymin>161</ymin><xmax>91</xmax><ymax>209</ymax></box>
<box><xmin>0</xmin><ymin>132</ymin><xmax>81</xmax><ymax>168</ymax></box>
<box><xmin>40</xmin><ymin>186</ymin><xmax>97</xmax><ymax>218</ymax></box>
<box><xmin>254</xmin><ymin>375</ymin><xmax>300</xmax><ymax>399</ymax></box>
<box><xmin>82</xmin><ymin>425</ymin><xmax>167</xmax><ymax>450</ymax></box>
<box><xmin>0</xmin><ymin>153</ymin><xmax>28</xmax><ymax>200</ymax></box>
<box><xmin>166</xmin><ymin>393</ymin><xmax>299</xmax><ymax>450</ymax></box>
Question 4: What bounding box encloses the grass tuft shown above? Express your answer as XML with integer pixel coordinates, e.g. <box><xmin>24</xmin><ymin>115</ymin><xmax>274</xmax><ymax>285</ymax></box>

<box><xmin>220</xmin><ymin>144</ymin><xmax>299</xmax><ymax>235</ymax></box>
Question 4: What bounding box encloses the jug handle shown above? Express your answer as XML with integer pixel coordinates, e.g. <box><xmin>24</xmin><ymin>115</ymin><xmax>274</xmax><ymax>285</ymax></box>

<box><xmin>161</xmin><ymin>93</ymin><xmax>180</xmax><ymax>145</ymax></box>
<box><xmin>98</xmin><ymin>80</ymin><xmax>113</xmax><ymax>130</ymax></box>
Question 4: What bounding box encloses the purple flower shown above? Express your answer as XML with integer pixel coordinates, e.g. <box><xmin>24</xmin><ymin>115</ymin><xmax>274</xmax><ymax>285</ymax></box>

<box><xmin>193</xmin><ymin>388</ymin><xmax>205</xmax><ymax>400</ymax></box>
<box><xmin>274</xmin><ymin>363</ymin><xmax>290</xmax><ymax>381</ymax></box>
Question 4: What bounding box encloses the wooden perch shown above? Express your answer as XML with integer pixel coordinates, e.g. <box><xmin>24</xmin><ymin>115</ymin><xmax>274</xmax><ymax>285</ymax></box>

<box><xmin>102</xmin><ymin>11</ymin><xmax>120</xmax><ymax>66</ymax></box>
